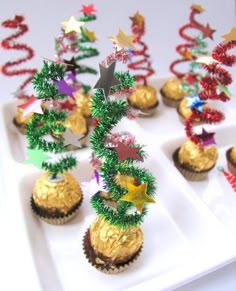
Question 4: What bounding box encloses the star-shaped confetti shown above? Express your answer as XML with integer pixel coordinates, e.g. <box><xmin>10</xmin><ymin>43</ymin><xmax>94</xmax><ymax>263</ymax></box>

<box><xmin>217</xmin><ymin>83</ymin><xmax>233</xmax><ymax>98</ymax></box>
<box><xmin>80</xmin><ymin>4</ymin><xmax>96</xmax><ymax>16</ymax></box>
<box><xmin>180</xmin><ymin>50</ymin><xmax>193</xmax><ymax>60</ymax></box>
<box><xmin>196</xmin><ymin>56</ymin><xmax>218</xmax><ymax>65</ymax></box>
<box><xmin>197</xmin><ymin>128</ymin><xmax>216</xmax><ymax>146</ymax></box>
<box><xmin>84</xmin><ymin>29</ymin><xmax>96</xmax><ymax>42</ymax></box>
<box><xmin>64</xmin><ymin>128</ymin><xmax>83</xmax><ymax>148</ymax></box>
<box><xmin>81</xmin><ymin>170</ymin><xmax>107</xmax><ymax>197</ymax></box>
<box><xmin>54</xmin><ymin>79</ymin><xmax>75</xmax><ymax>99</ymax></box>
<box><xmin>63</xmin><ymin>57</ymin><xmax>80</xmax><ymax>74</ymax></box>
<box><xmin>112</xmin><ymin>141</ymin><xmax>143</xmax><ymax>161</ymax></box>
<box><xmin>61</xmin><ymin>16</ymin><xmax>84</xmax><ymax>34</ymax></box>
<box><xmin>108</xmin><ymin>28</ymin><xmax>136</xmax><ymax>51</ymax></box>
<box><xmin>65</xmin><ymin>71</ymin><xmax>76</xmax><ymax>82</ymax></box>
<box><xmin>94</xmin><ymin>62</ymin><xmax>120</xmax><ymax>97</ymax></box>
<box><xmin>191</xmin><ymin>4</ymin><xmax>204</xmax><ymax>13</ymax></box>
<box><xmin>120</xmin><ymin>182</ymin><xmax>155</xmax><ymax>214</ymax></box>
<box><xmin>185</xmin><ymin>73</ymin><xmax>198</xmax><ymax>84</ymax></box>
<box><xmin>25</xmin><ymin>148</ymin><xmax>50</xmax><ymax>169</ymax></box>
<box><xmin>202</xmin><ymin>23</ymin><xmax>216</xmax><ymax>40</ymax></box>
<box><xmin>186</xmin><ymin>96</ymin><xmax>206</xmax><ymax>112</ymax></box>
<box><xmin>130</xmin><ymin>11</ymin><xmax>144</xmax><ymax>27</ymax></box>
<box><xmin>18</xmin><ymin>96</ymin><xmax>44</xmax><ymax>117</ymax></box>
<box><xmin>221</xmin><ymin>27</ymin><xmax>236</xmax><ymax>42</ymax></box>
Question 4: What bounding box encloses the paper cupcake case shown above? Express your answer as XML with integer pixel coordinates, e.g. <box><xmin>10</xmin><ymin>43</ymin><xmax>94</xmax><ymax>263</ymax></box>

<box><xmin>1</xmin><ymin>77</ymin><xmax>236</xmax><ymax>291</ymax></box>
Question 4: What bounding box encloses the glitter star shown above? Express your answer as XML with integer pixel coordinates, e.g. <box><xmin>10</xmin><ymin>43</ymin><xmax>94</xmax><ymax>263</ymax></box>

<box><xmin>197</xmin><ymin>128</ymin><xmax>216</xmax><ymax>146</ymax></box>
<box><xmin>54</xmin><ymin>79</ymin><xmax>75</xmax><ymax>99</ymax></box>
<box><xmin>196</xmin><ymin>56</ymin><xmax>218</xmax><ymax>65</ymax></box>
<box><xmin>191</xmin><ymin>4</ymin><xmax>204</xmax><ymax>13</ymax></box>
<box><xmin>81</xmin><ymin>170</ymin><xmax>107</xmax><ymax>197</ymax></box>
<box><xmin>202</xmin><ymin>23</ymin><xmax>216</xmax><ymax>40</ymax></box>
<box><xmin>94</xmin><ymin>62</ymin><xmax>120</xmax><ymax>97</ymax></box>
<box><xmin>63</xmin><ymin>57</ymin><xmax>80</xmax><ymax>74</ymax></box>
<box><xmin>120</xmin><ymin>182</ymin><xmax>155</xmax><ymax>214</ymax></box>
<box><xmin>130</xmin><ymin>11</ymin><xmax>144</xmax><ymax>27</ymax></box>
<box><xmin>112</xmin><ymin>141</ymin><xmax>143</xmax><ymax>161</ymax></box>
<box><xmin>61</xmin><ymin>16</ymin><xmax>84</xmax><ymax>34</ymax></box>
<box><xmin>64</xmin><ymin>128</ymin><xmax>83</xmax><ymax>148</ymax></box>
<box><xmin>80</xmin><ymin>4</ymin><xmax>96</xmax><ymax>16</ymax></box>
<box><xmin>180</xmin><ymin>50</ymin><xmax>193</xmax><ymax>60</ymax></box>
<box><xmin>185</xmin><ymin>73</ymin><xmax>197</xmax><ymax>84</ymax></box>
<box><xmin>84</xmin><ymin>29</ymin><xmax>96</xmax><ymax>42</ymax></box>
<box><xmin>25</xmin><ymin>148</ymin><xmax>50</xmax><ymax>169</ymax></box>
<box><xmin>221</xmin><ymin>27</ymin><xmax>236</xmax><ymax>42</ymax></box>
<box><xmin>186</xmin><ymin>96</ymin><xmax>206</xmax><ymax>112</ymax></box>
<box><xmin>108</xmin><ymin>28</ymin><xmax>136</xmax><ymax>51</ymax></box>
<box><xmin>18</xmin><ymin>96</ymin><xmax>44</xmax><ymax>117</ymax></box>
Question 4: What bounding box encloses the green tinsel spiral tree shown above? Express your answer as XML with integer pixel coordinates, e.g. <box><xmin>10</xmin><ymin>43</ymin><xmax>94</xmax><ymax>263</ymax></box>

<box><xmin>89</xmin><ymin>62</ymin><xmax>156</xmax><ymax>229</ymax></box>
<box><xmin>25</xmin><ymin>61</ymin><xmax>78</xmax><ymax>178</ymax></box>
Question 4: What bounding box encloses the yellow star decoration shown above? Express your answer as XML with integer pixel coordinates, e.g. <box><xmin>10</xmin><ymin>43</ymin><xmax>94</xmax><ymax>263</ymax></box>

<box><xmin>130</xmin><ymin>11</ymin><xmax>144</xmax><ymax>27</ymax></box>
<box><xmin>61</xmin><ymin>16</ymin><xmax>85</xmax><ymax>34</ymax></box>
<box><xmin>108</xmin><ymin>28</ymin><xmax>136</xmax><ymax>51</ymax></box>
<box><xmin>120</xmin><ymin>182</ymin><xmax>155</xmax><ymax>214</ymax></box>
<box><xmin>221</xmin><ymin>27</ymin><xmax>236</xmax><ymax>43</ymax></box>
<box><xmin>192</xmin><ymin>4</ymin><xmax>204</xmax><ymax>13</ymax></box>
<box><xmin>180</xmin><ymin>50</ymin><xmax>193</xmax><ymax>60</ymax></box>
<box><xmin>196</xmin><ymin>55</ymin><xmax>219</xmax><ymax>65</ymax></box>
<box><xmin>84</xmin><ymin>29</ymin><xmax>96</xmax><ymax>42</ymax></box>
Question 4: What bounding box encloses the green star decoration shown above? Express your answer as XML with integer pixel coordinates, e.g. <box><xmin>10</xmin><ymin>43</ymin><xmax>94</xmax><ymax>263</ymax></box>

<box><xmin>25</xmin><ymin>148</ymin><xmax>50</xmax><ymax>169</ymax></box>
<box><xmin>217</xmin><ymin>83</ymin><xmax>233</xmax><ymax>98</ymax></box>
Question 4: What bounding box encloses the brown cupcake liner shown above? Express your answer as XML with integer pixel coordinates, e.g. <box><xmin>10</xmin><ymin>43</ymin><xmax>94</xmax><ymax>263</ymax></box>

<box><xmin>160</xmin><ymin>89</ymin><xmax>183</xmax><ymax>108</ymax></box>
<box><xmin>226</xmin><ymin>147</ymin><xmax>236</xmax><ymax>176</ymax></box>
<box><xmin>128</xmin><ymin>100</ymin><xmax>159</xmax><ymax>117</ymax></box>
<box><xmin>173</xmin><ymin>148</ymin><xmax>215</xmax><ymax>181</ymax></box>
<box><xmin>31</xmin><ymin>194</ymin><xmax>83</xmax><ymax>225</ymax></box>
<box><xmin>82</xmin><ymin>228</ymin><xmax>142</xmax><ymax>274</ymax></box>
<box><xmin>13</xmin><ymin>117</ymin><xmax>26</xmax><ymax>135</ymax></box>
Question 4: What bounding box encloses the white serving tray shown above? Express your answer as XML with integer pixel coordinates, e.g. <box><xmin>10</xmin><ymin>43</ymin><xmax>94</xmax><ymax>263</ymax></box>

<box><xmin>1</xmin><ymin>77</ymin><xmax>236</xmax><ymax>291</ymax></box>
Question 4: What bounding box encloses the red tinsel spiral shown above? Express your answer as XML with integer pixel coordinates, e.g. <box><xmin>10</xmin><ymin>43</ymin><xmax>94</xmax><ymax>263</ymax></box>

<box><xmin>169</xmin><ymin>5</ymin><xmax>206</xmax><ymax>79</ymax></box>
<box><xmin>1</xmin><ymin>15</ymin><xmax>37</xmax><ymax>99</ymax></box>
<box><xmin>127</xmin><ymin>17</ymin><xmax>154</xmax><ymax>86</ymax></box>
<box><xmin>185</xmin><ymin>39</ymin><xmax>236</xmax><ymax>145</ymax></box>
<box><xmin>54</xmin><ymin>29</ymin><xmax>78</xmax><ymax>61</ymax></box>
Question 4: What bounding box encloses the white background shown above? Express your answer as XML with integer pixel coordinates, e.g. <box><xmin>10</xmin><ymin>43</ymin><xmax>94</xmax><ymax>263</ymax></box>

<box><xmin>1</xmin><ymin>0</ymin><xmax>236</xmax><ymax>290</ymax></box>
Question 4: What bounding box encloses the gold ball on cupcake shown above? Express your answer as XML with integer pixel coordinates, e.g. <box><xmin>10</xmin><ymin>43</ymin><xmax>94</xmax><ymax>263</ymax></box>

<box><xmin>226</xmin><ymin>146</ymin><xmax>236</xmax><ymax>176</ymax></box>
<box><xmin>173</xmin><ymin>140</ymin><xmax>218</xmax><ymax>180</ymax></box>
<box><xmin>32</xmin><ymin>172</ymin><xmax>83</xmax><ymax>224</ymax></box>
<box><xmin>160</xmin><ymin>78</ymin><xmax>187</xmax><ymax>107</ymax></box>
<box><xmin>74</xmin><ymin>91</ymin><xmax>92</xmax><ymax>118</ymax></box>
<box><xmin>128</xmin><ymin>85</ymin><xmax>158</xmax><ymax>116</ymax></box>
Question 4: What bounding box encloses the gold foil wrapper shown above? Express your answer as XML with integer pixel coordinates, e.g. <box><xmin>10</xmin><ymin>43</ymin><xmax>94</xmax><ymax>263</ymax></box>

<box><xmin>128</xmin><ymin>85</ymin><xmax>158</xmax><ymax>109</ymax></box>
<box><xmin>74</xmin><ymin>92</ymin><xmax>92</xmax><ymax>118</ymax></box>
<box><xmin>32</xmin><ymin>172</ymin><xmax>82</xmax><ymax>215</ymax></box>
<box><xmin>15</xmin><ymin>107</ymin><xmax>33</xmax><ymax>125</ymax></box>
<box><xmin>65</xmin><ymin>110</ymin><xmax>87</xmax><ymax>135</ymax></box>
<box><xmin>161</xmin><ymin>78</ymin><xmax>187</xmax><ymax>100</ymax></box>
<box><xmin>89</xmin><ymin>217</ymin><xmax>143</xmax><ymax>264</ymax></box>
<box><xmin>178</xmin><ymin>140</ymin><xmax>218</xmax><ymax>172</ymax></box>
<box><xmin>230</xmin><ymin>146</ymin><xmax>236</xmax><ymax>163</ymax></box>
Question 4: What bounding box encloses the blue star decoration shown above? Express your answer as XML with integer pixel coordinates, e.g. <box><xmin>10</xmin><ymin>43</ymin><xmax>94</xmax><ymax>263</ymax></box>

<box><xmin>93</xmin><ymin>61</ymin><xmax>120</xmax><ymax>98</ymax></box>
<box><xmin>186</xmin><ymin>96</ymin><xmax>206</xmax><ymax>112</ymax></box>
<box><xmin>197</xmin><ymin>127</ymin><xmax>216</xmax><ymax>147</ymax></box>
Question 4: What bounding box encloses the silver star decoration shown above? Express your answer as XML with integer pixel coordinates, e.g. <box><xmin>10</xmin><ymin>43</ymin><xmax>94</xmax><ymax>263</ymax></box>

<box><xmin>94</xmin><ymin>61</ymin><xmax>120</xmax><ymax>98</ymax></box>
<box><xmin>64</xmin><ymin>128</ymin><xmax>83</xmax><ymax>148</ymax></box>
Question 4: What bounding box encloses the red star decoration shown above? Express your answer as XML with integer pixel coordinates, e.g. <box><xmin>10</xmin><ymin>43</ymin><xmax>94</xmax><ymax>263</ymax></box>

<box><xmin>80</xmin><ymin>4</ymin><xmax>96</xmax><ymax>16</ymax></box>
<box><xmin>185</xmin><ymin>73</ymin><xmax>197</xmax><ymax>84</ymax></box>
<box><xmin>112</xmin><ymin>141</ymin><xmax>143</xmax><ymax>162</ymax></box>
<box><xmin>202</xmin><ymin>23</ymin><xmax>216</xmax><ymax>40</ymax></box>
<box><xmin>60</xmin><ymin>100</ymin><xmax>76</xmax><ymax>110</ymax></box>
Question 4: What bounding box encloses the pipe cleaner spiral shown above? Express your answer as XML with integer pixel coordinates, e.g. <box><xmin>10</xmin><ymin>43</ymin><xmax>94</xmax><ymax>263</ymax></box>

<box><xmin>169</xmin><ymin>5</ymin><xmax>207</xmax><ymax>79</ymax></box>
<box><xmin>185</xmin><ymin>39</ymin><xmax>236</xmax><ymax>145</ymax></box>
<box><xmin>127</xmin><ymin>12</ymin><xmax>154</xmax><ymax>86</ymax></box>
<box><xmin>1</xmin><ymin>15</ymin><xmax>37</xmax><ymax>99</ymax></box>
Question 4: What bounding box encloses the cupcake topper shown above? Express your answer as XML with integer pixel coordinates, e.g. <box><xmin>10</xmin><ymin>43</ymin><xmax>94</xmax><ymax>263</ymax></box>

<box><xmin>55</xmin><ymin>4</ymin><xmax>99</xmax><ymax>95</ymax></box>
<box><xmin>1</xmin><ymin>15</ymin><xmax>37</xmax><ymax>99</ymax></box>
<box><xmin>185</xmin><ymin>27</ymin><xmax>236</xmax><ymax>146</ymax></box>
<box><xmin>84</xmin><ymin>35</ymin><xmax>156</xmax><ymax>228</ymax></box>
<box><xmin>24</xmin><ymin>61</ymin><xmax>81</xmax><ymax>179</ymax></box>
<box><xmin>127</xmin><ymin>11</ymin><xmax>154</xmax><ymax>86</ymax></box>
<box><xmin>169</xmin><ymin>4</ymin><xmax>215</xmax><ymax>79</ymax></box>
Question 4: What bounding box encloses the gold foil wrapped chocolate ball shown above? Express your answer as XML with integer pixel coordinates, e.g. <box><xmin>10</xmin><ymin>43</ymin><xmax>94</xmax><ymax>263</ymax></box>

<box><xmin>74</xmin><ymin>91</ymin><xmax>92</xmax><ymax>118</ymax></box>
<box><xmin>230</xmin><ymin>146</ymin><xmax>236</xmax><ymax>163</ymax></box>
<box><xmin>32</xmin><ymin>172</ymin><xmax>82</xmax><ymax>224</ymax></box>
<box><xmin>83</xmin><ymin>216</ymin><xmax>143</xmax><ymax>273</ymax></box>
<box><xmin>160</xmin><ymin>78</ymin><xmax>188</xmax><ymax>107</ymax></box>
<box><xmin>177</xmin><ymin>99</ymin><xmax>209</xmax><ymax>123</ymax></box>
<box><xmin>226</xmin><ymin>146</ymin><xmax>236</xmax><ymax>176</ymax></box>
<box><xmin>128</xmin><ymin>85</ymin><xmax>158</xmax><ymax>116</ymax></box>
<box><xmin>13</xmin><ymin>107</ymin><xmax>33</xmax><ymax>134</ymax></box>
